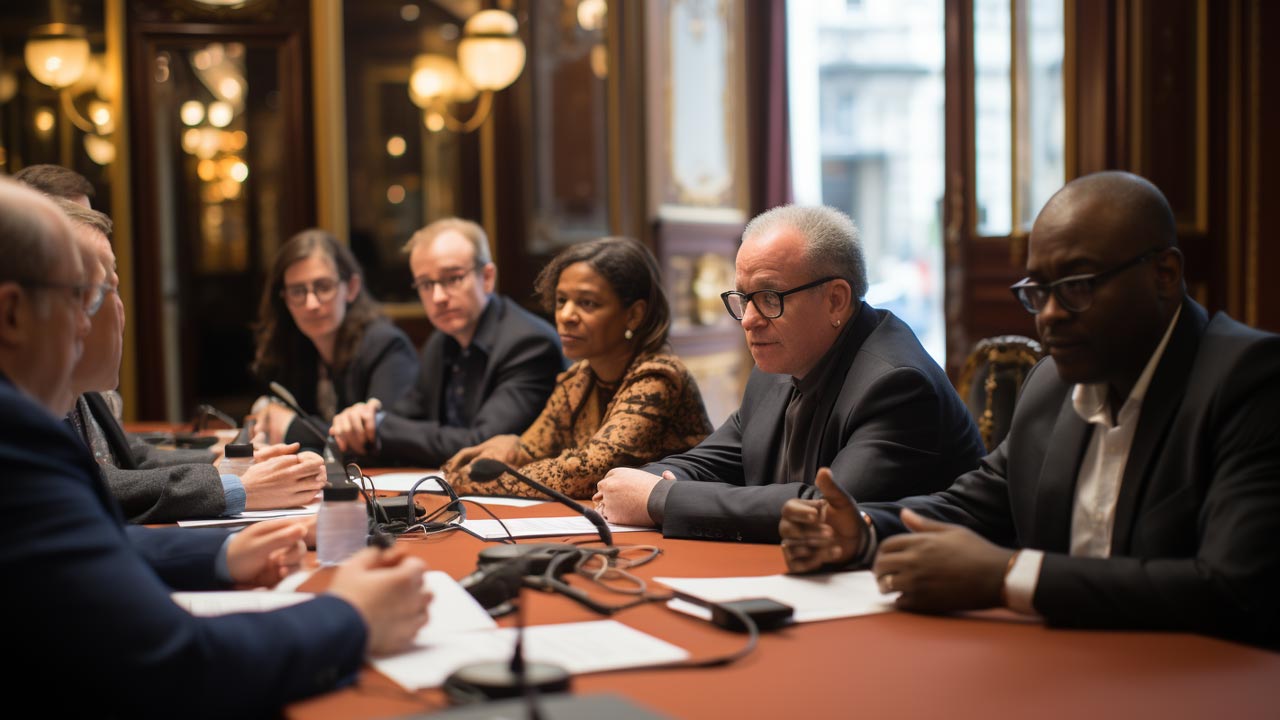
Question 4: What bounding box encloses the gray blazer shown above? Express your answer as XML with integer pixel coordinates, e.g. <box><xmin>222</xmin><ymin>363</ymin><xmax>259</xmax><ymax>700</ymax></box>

<box><xmin>863</xmin><ymin>299</ymin><xmax>1280</xmax><ymax>647</ymax></box>
<box><xmin>648</xmin><ymin>306</ymin><xmax>985</xmax><ymax>543</ymax></box>
<box><xmin>81</xmin><ymin>392</ymin><xmax>227</xmax><ymax>522</ymax></box>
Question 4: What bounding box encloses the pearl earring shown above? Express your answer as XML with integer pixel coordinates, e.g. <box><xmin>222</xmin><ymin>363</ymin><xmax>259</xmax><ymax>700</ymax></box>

<box><xmin>832</xmin><ymin>319</ymin><xmax>841</xmax><ymax>327</ymax></box>
<box><xmin>625</xmin><ymin>328</ymin><xmax>634</xmax><ymax>341</ymax></box>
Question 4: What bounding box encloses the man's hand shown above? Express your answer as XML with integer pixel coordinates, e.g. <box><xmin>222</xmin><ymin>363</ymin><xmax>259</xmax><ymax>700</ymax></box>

<box><xmin>328</xmin><ymin>548</ymin><xmax>432</xmax><ymax>656</ymax></box>
<box><xmin>330</xmin><ymin>399</ymin><xmax>381</xmax><ymax>455</ymax></box>
<box><xmin>442</xmin><ymin>434</ymin><xmax>523</xmax><ymax>480</ymax></box>
<box><xmin>780</xmin><ymin>467</ymin><xmax>865</xmax><ymax>573</ymax></box>
<box><xmin>872</xmin><ymin>508</ymin><xmax>1013</xmax><ymax>612</ymax></box>
<box><xmin>225</xmin><ymin>518</ymin><xmax>309</xmax><ymax>588</ymax></box>
<box><xmin>592</xmin><ymin>468</ymin><xmax>667</xmax><ymax>527</ymax></box>
<box><xmin>240</xmin><ymin>451</ymin><xmax>327</xmax><ymax>510</ymax></box>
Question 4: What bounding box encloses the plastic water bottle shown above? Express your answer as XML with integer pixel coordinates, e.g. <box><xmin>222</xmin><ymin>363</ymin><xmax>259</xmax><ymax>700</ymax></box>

<box><xmin>220</xmin><ymin>443</ymin><xmax>254</xmax><ymax>478</ymax></box>
<box><xmin>316</xmin><ymin>483</ymin><xmax>368</xmax><ymax>566</ymax></box>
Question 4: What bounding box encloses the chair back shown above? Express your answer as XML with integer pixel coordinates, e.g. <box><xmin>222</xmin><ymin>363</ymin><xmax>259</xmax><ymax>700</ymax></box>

<box><xmin>955</xmin><ymin>335</ymin><xmax>1043</xmax><ymax>451</ymax></box>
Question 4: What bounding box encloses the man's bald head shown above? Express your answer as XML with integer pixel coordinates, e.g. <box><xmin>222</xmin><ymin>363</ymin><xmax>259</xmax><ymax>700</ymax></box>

<box><xmin>1037</xmin><ymin>170</ymin><xmax>1177</xmax><ymax>257</ymax></box>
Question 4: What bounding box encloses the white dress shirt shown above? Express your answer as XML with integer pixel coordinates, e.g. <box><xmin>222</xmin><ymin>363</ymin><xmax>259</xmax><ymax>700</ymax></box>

<box><xmin>1004</xmin><ymin>307</ymin><xmax>1181</xmax><ymax>614</ymax></box>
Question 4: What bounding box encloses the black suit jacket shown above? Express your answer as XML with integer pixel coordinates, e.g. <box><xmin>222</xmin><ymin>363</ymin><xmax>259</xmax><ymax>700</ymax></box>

<box><xmin>283</xmin><ymin>318</ymin><xmax>420</xmax><ymax>449</ymax></box>
<box><xmin>864</xmin><ymin>299</ymin><xmax>1280</xmax><ymax>646</ymax></box>
<box><xmin>648</xmin><ymin>306</ymin><xmax>985</xmax><ymax>543</ymax></box>
<box><xmin>1</xmin><ymin>375</ymin><xmax>366</xmax><ymax>716</ymax></box>
<box><xmin>376</xmin><ymin>294</ymin><xmax>566</xmax><ymax>467</ymax></box>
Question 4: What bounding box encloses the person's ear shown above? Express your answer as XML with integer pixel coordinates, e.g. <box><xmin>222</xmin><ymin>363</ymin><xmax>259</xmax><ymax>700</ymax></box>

<box><xmin>0</xmin><ymin>284</ymin><xmax>29</xmax><ymax>348</ymax></box>
<box><xmin>1152</xmin><ymin>247</ymin><xmax>1184</xmax><ymax>301</ymax></box>
<box><xmin>626</xmin><ymin>299</ymin><xmax>647</xmax><ymax>335</ymax></box>
<box><xmin>828</xmin><ymin>278</ymin><xmax>853</xmax><ymax>317</ymax></box>
<box><xmin>480</xmin><ymin>263</ymin><xmax>497</xmax><ymax>294</ymax></box>
<box><xmin>345</xmin><ymin>272</ymin><xmax>362</xmax><ymax>301</ymax></box>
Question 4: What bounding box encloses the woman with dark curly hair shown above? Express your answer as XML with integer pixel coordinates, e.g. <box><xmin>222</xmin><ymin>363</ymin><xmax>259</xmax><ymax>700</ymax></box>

<box><xmin>443</xmin><ymin>237</ymin><xmax>712</xmax><ymax>499</ymax></box>
<box><xmin>251</xmin><ymin>229</ymin><xmax>418</xmax><ymax>448</ymax></box>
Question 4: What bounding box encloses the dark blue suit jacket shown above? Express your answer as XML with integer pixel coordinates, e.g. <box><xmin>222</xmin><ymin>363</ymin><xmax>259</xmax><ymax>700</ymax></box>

<box><xmin>864</xmin><ymin>300</ymin><xmax>1280</xmax><ymax>646</ymax></box>
<box><xmin>0</xmin><ymin>376</ymin><xmax>367</xmax><ymax>716</ymax></box>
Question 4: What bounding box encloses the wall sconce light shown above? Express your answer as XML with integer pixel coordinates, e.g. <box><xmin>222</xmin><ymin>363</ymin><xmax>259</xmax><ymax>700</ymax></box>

<box><xmin>24</xmin><ymin>23</ymin><xmax>90</xmax><ymax>89</ymax></box>
<box><xmin>23</xmin><ymin>22</ymin><xmax>117</xmax><ymax>165</ymax></box>
<box><xmin>408</xmin><ymin>9</ymin><xmax>526</xmax><ymax>133</ymax></box>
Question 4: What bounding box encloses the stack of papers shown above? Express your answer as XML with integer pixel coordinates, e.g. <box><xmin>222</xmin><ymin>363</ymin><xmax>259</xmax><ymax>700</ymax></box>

<box><xmin>655</xmin><ymin>570</ymin><xmax>896</xmax><ymax>623</ymax></box>
<box><xmin>177</xmin><ymin>502</ymin><xmax>319</xmax><ymax>528</ymax></box>
<box><xmin>172</xmin><ymin>572</ymin><xmax>688</xmax><ymax>691</ymax></box>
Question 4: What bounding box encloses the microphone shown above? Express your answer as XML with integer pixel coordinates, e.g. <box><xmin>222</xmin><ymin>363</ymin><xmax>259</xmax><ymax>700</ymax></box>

<box><xmin>268</xmin><ymin>381</ymin><xmax>343</xmax><ymax>463</ymax></box>
<box><xmin>469</xmin><ymin>458</ymin><xmax>613</xmax><ymax>546</ymax></box>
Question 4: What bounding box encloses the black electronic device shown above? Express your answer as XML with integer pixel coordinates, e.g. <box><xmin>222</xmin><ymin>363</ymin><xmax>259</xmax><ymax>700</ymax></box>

<box><xmin>476</xmin><ymin>542</ymin><xmax>580</xmax><ymax>575</ymax></box>
<box><xmin>371</xmin><ymin>495</ymin><xmax>427</xmax><ymax>523</ymax></box>
<box><xmin>468</xmin><ymin>459</ymin><xmax>613</xmax><ymax>545</ymax></box>
<box><xmin>172</xmin><ymin>432</ymin><xmax>219</xmax><ymax>449</ymax></box>
<box><xmin>709</xmin><ymin>598</ymin><xmax>794</xmax><ymax>632</ymax></box>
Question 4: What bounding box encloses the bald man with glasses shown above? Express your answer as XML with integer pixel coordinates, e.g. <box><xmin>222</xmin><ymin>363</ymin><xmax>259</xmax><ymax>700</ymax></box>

<box><xmin>780</xmin><ymin>172</ymin><xmax>1280</xmax><ymax>648</ymax></box>
<box><xmin>594</xmin><ymin>205</ymin><xmax>984</xmax><ymax>542</ymax></box>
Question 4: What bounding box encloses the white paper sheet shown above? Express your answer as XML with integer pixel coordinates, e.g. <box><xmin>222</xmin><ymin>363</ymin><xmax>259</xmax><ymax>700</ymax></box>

<box><xmin>173</xmin><ymin>591</ymin><xmax>312</xmax><ymax>615</ymax></box>
<box><xmin>171</xmin><ymin>571</ymin><xmax>496</xmax><ymax>642</ymax></box>
<box><xmin>459</xmin><ymin>495</ymin><xmax>547</xmax><ymax>508</ymax></box>
<box><xmin>458</xmin><ymin>516</ymin><xmax>651</xmax><ymax>540</ymax></box>
<box><xmin>176</xmin><ymin>501</ymin><xmax>320</xmax><ymax>527</ymax></box>
<box><xmin>365</xmin><ymin>472</ymin><xmax>444</xmax><ymax>493</ymax></box>
<box><xmin>371</xmin><ymin>620</ymin><xmax>689</xmax><ymax>690</ymax></box>
<box><xmin>655</xmin><ymin>570</ymin><xmax>896</xmax><ymax>623</ymax></box>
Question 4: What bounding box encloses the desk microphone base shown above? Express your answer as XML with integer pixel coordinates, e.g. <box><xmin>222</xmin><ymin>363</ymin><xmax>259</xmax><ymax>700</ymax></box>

<box><xmin>443</xmin><ymin>660</ymin><xmax>571</xmax><ymax>701</ymax></box>
<box><xmin>421</xmin><ymin>693</ymin><xmax>669</xmax><ymax>720</ymax></box>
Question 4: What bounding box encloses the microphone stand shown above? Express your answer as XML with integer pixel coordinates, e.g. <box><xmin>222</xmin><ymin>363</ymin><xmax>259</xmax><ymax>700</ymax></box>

<box><xmin>268</xmin><ymin>381</ymin><xmax>347</xmax><ymax>484</ymax></box>
<box><xmin>444</xmin><ymin>578</ymin><xmax>570</xmax><ymax>710</ymax></box>
<box><xmin>468</xmin><ymin>459</ymin><xmax>613</xmax><ymax>546</ymax></box>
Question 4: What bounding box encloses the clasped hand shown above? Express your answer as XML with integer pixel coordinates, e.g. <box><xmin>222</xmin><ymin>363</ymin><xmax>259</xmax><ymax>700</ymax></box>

<box><xmin>779</xmin><ymin>467</ymin><xmax>1014</xmax><ymax>613</ymax></box>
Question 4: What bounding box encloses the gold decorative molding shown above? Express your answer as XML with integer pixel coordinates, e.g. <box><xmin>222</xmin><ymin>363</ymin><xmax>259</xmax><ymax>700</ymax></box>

<box><xmin>311</xmin><ymin>0</ymin><xmax>348</xmax><ymax>243</ymax></box>
<box><xmin>106</xmin><ymin>0</ymin><xmax>137</xmax><ymax>419</ymax></box>
<box><xmin>1063</xmin><ymin>0</ymin><xmax>1077</xmax><ymax>181</ymax></box>
<box><xmin>1247</xmin><ymin>0</ymin><xmax>1259</xmax><ymax>326</ymax></box>
<box><xmin>1226</xmin><ymin>0</ymin><xmax>1242</xmax><ymax>319</ymax></box>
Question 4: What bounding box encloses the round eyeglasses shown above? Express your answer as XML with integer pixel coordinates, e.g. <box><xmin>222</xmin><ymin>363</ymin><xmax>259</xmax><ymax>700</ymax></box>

<box><xmin>281</xmin><ymin>277</ymin><xmax>341</xmax><ymax>307</ymax></box>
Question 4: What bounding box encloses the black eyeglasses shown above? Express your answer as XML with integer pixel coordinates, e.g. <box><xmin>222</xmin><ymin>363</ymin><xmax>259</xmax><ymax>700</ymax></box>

<box><xmin>1010</xmin><ymin>248</ymin><xmax>1163</xmax><ymax>314</ymax></box>
<box><xmin>720</xmin><ymin>276</ymin><xmax>841</xmax><ymax>321</ymax></box>
<box><xmin>281</xmin><ymin>277</ymin><xmax>341</xmax><ymax>307</ymax></box>
<box><xmin>22</xmin><ymin>280</ymin><xmax>114</xmax><ymax>317</ymax></box>
<box><xmin>410</xmin><ymin>265</ymin><xmax>482</xmax><ymax>296</ymax></box>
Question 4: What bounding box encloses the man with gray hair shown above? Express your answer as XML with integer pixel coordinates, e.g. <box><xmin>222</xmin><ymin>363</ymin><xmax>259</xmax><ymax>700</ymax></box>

<box><xmin>595</xmin><ymin>205</ymin><xmax>983</xmax><ymax>542</ymax></box>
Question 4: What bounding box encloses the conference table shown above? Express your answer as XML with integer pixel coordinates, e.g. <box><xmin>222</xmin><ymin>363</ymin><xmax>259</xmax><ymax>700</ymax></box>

<box><xmin>276</xmin><ymin>483</ymin><xmax>1280</xmax><ymax>720</ymax></box>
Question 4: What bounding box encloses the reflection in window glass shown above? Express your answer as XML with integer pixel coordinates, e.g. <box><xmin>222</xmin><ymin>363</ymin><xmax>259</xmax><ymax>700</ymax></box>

<box><xmin>788</xmin><ymin>0</ymin><xmax>945</xmax><ymax>362</ymax></box>
<box><xmin>974</xmin><ymin>0</ymin><xmax>1011</xmax><ymax>236</ymax></box>
<box><xmin>1021</xmin><ymin>0</ymin><xmax>1064</xmax><ymax>230</ymax></box>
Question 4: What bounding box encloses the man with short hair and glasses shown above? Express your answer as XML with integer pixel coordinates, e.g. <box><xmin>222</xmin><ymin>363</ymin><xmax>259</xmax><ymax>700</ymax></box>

<box><xmin>780</xmin><ymin>171</ymin><xmax>1280</xmax><ymax>648</ymax></box>
<box><xmin>329</xmin><ymin>217</ymin><xmax>565</xmax><ymax>466</ymax></box>
<box><xmin>594</xmin><ymin>205</ymin><xmax>983</xmax><ymax>542</ymax></box>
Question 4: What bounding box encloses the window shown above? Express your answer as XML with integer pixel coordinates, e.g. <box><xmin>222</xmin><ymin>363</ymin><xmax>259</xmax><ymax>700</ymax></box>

<box><xmin>789</xmin><ymin>0</ymin><xmax>946</xmax><ymax>361</ymax></box>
